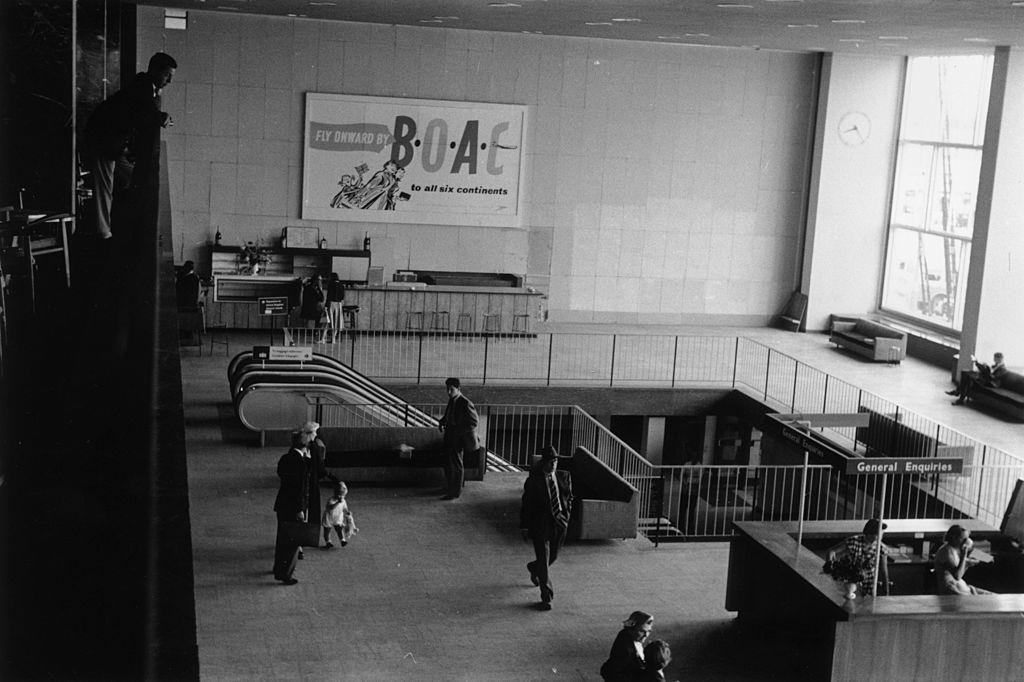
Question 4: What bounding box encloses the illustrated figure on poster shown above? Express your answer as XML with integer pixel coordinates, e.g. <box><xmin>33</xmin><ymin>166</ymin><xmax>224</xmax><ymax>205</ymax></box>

<box><xmin>384</xmin><ymin>167</ymin><xmax>411</xmax><ymax>210</ymax></box>
<box><xmin>329</xmin><ymin>173</ymin><xmax>360</xmax><ymax>208</ymax></box>
<box><xmin>329</xmin><ymin>159</ymin><xmax>407</xmax><ymax>210</ymax></box>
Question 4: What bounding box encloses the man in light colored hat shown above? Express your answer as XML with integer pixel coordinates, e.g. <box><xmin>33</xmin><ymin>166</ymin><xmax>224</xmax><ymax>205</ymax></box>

<box><xmin>520</xmin><ymin>445</ymin><xmax>573</xmax><ymax>610</ymax></box>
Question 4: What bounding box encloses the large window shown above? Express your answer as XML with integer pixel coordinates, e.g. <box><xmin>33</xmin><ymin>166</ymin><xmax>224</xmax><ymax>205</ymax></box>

<box><xmin>880</xmin><ymin>55</ymin><xmax>993</xmax><ymax>332</ymax></box>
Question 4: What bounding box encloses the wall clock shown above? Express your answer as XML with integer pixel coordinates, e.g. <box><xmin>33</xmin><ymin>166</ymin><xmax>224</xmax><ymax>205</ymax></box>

<box><xmin>838</xmin><ymin>111</ymin><xmax>871</xmax><ymax>146</ymax></box>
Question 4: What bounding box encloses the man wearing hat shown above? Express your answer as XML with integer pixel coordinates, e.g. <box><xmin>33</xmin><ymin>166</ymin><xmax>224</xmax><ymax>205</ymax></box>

<box><xmin>438</xmin><ymin>378</ymin><xmax>479</xmax><ymax>500</ymax></box>
<box><xmin>827</xmin><ymin>518</ymin><xmax>891</xmax><ymax>597</ymax></box>
<box><xmin>520</xmin><ymin>445</ymin><xmax>573</xmax><ymax>610</ymax></box>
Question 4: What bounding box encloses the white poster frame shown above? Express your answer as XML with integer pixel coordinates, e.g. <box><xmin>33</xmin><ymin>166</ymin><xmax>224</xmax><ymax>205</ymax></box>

<box><xmin>301</xmin><ymin>93</ymin><xmax>528</xmax><ymax>228</ymax></box>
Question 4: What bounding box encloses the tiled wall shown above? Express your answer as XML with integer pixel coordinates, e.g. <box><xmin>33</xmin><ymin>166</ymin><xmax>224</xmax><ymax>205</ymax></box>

<box><xmin>139</xmin><ymin>7</ymin><xmax>817</xmax><ymax>325</ymax></box>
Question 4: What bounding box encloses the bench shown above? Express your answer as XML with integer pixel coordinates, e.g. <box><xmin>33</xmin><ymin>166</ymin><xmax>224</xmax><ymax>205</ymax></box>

<box><xmin>566</xmin><ymin>446</ymin><xmax>639</xmax><ymax>540</ymax></box>
<box><xmin>967</xmin><ymin>371</ymin><xmax>1024</xmax><ymax>421</ymax></box>
<box><xmin>829</xmin><ymin>318</ymin><xmax>907</xmax><ymax>363</ymax></box>
<box><xmin>320</xmin><ymin>426</ymin><xmax>486</xmax><ymax>484</ymax></box>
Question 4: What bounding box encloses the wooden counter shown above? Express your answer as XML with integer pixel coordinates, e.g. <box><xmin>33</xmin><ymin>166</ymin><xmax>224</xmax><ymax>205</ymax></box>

<box><xmin>205</xmin><ymin>281</ymin><xmax>545</xmax><ymax>332</ymax></box>
<box><xmin>727</xmin><ymin>520</ymin><xmax>1024</xmax><ymax>681</ymax></box>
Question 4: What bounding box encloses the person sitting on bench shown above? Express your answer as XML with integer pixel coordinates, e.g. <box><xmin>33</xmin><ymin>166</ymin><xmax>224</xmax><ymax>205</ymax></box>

<box><xmin>950</xmin><ymin>352</ymin><xmax>1007</xmax><ymax>405</ymax></box>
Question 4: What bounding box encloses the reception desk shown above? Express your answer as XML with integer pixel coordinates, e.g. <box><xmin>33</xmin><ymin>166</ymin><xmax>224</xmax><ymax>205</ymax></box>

<box><xmin>727</xmin><ymin>520</ymin><xmax>1024</xmax><ymax>681</ymax></box>
<box><xmin>205</xmin><ymin>278</ymin><xmax>545</xmax><ymax>333</ymax></box>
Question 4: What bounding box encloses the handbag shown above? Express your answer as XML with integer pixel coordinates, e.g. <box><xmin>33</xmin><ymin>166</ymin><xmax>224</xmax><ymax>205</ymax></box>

<box><xmin>283</xmin><ymin>518</ymin><xmax>321</xmax><ymax>547</ymax></box>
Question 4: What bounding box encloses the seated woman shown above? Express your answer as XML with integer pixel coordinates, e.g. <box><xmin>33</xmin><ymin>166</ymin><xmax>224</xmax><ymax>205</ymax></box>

<box><xmin>934</xmin><ymin>524</ymin><xmax>994</xmax><ymax>595</ymax></box>
<box><xmin>827</xmin><ymin>518</ymin><xmax>891</xmax><ymax>597</ymax></box>
<box><xmin>600</xmin><ymin>611</ymin><xmax>653</xmax><ymax>681</ymax></box>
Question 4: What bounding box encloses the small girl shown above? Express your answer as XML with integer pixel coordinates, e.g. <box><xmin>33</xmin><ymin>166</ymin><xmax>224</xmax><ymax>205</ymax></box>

<box><xmin>321</xmin><ymin>481</ymin><xmax>358</xmax><ymax>548</ymax></box>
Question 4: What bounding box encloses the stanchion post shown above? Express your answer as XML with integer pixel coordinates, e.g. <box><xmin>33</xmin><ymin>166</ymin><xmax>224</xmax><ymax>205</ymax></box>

<box><xmin>871</xmin><ymin>474</ymin><xmax>888</xmax><ymax>598</ymax></box>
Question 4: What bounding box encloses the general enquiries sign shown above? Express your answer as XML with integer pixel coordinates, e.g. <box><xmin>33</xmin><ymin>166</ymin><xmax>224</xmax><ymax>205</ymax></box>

<box><xmin>845</xmin><ymin>458</ymin><xmax>963</xmax><ymax>476</ymax></box>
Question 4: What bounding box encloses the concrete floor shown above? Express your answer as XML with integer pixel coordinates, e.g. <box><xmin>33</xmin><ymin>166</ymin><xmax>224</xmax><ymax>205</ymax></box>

<box><xmin>182</xmin><ymin>326</ymin><xmax>1021</xmax><ymax>680</ymax></box>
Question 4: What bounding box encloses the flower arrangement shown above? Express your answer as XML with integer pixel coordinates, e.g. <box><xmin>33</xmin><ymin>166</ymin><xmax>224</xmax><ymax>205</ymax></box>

<box><xmin>239</xmin><ymin>239</ymin><xmax>271</xmax><ymax>275</ymax></box>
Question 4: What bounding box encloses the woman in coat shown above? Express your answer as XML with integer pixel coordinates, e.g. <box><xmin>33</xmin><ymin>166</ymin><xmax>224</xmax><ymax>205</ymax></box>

<box><xmin>600</xmin><ymin>611</ymin><xmax>654</xmax><ymax>681</ymax></box>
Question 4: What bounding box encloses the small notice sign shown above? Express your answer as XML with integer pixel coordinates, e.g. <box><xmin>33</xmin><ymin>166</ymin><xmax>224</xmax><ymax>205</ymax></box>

<box><xmin>845</xmin><ymin>457</ymin><xmax>963</xmax><ymax>475</ymax></box>
<box><xmin>258</xmin><ymin>296</ymin><xmax>289</xmax><ymax>316</ymax></box>
<box><xmin>268</xmin><ymin>346</ymin><xmax>313</xmax><ymax>361</ymax></box>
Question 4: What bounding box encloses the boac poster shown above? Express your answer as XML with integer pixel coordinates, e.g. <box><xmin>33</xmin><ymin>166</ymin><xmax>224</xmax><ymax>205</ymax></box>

<box><xmin>302</xmin><ymin>93</ymin><xmax>528</xmax><ymax>227</ymax></box>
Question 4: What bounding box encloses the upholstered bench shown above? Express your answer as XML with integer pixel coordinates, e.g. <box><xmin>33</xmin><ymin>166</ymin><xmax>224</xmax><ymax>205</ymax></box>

<box><xmin>968</xmin><ymin>371</ymin><xmax>1024</xmax><ymax>421</ymax></box>
<box><xmin>829</xmin><ymin>318</ymin><xmax>907</xmax><ymax>363</ymax></box>
<box><xmin>320</xmin><ymin>426</ymin><xmax>485</xmax><ymax>483</ymax></box>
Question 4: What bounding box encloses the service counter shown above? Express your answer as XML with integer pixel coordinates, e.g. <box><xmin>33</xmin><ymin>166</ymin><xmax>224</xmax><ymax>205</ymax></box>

<box><xmin>205</xmin><ymin>278</ymin><xmax>545</xmax><ymax>333</ymax></box>
<box><xmin>727</xmin><ymin>520</ymin><xmax>1024</xmax><ymax>681</ymax></box>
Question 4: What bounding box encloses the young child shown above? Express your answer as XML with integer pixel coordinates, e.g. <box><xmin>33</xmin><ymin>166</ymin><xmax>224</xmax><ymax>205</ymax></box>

<box><xmin>640</xmin><ymin>640</ymin><xmax>671</xmax><ymax>681</ymax></box>
<box><xmin>321</xmin><ymin>481</ymin><xmax>358</xmax><ymax>548</ymax></box>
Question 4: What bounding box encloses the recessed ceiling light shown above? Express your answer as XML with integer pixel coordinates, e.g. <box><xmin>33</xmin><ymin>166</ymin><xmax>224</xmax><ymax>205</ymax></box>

<box><xmin>878</xmin><ymin>35</ymin><xmax>908</xmax><ymax>40</ymax></box>
<box><xmin>585</xmin><ymin>21</ymin><xmax>612</xmax><ymax>26</ymax></box>
<box><xmin>831</xmin><ymin>19</ymin><xmax>866</xmax><ymax>24</ymax></box>
<box><xmin>717</xmin><ymin>3</ymin><xmax>753</xmax><ymax>7</ymax></box>
<box><xmin>685</xmin><ymin>32</ymin><xmax>711</xmax><ymax>37</ymax></box>
<box><xmin>1012</xmin><ymin>1</ymin><xmax>1024</xmax><ymax>6</ymax></box>
<box><xmin>520</xmin><ymin>30</ymin><xmax>543</xmax><ymax>33</ymax></box>
<box><xmin>657</xmin><ymin>35</ymin><xmax>683</xmax><ymax>40</ymax></box>
<box><xmin>419</xmin><ymin>19</ymin><xmax>443</xmax><ymax>23</ymax></box>
<box><xmin>434</xmin><ymin>16</ymin><xmax>460</xmax><ymax>20</ymax></box>
<box><xmin>837</xmin><ymin>38</ymin><xmax>865</xmax><ymax>42</ymax></box>
<box><xmin>489</xmin><ymin>2</ymin><xmax>521</xmax><ymax>6</ymax></box>
<box><xmin>611</xmin><ymin>18</ymin><xmax>642</xmax><ymax>22</ymax></box>
<box><xmin>787</xmin><ymin>24</ymin><xmax>818</xmax><ymax>28</ymax></box>
<box><xmin>963</xmin><ymin>37</ymin><xmax>993</xmax><ymax>42</ymax></box>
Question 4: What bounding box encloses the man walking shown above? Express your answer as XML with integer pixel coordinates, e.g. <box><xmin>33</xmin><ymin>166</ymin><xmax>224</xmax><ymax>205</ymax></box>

<box><xmin>438</xmin><ymin>377</ymin><xmax>478</xmax><ymax>500</ymax></box>
<box><xmin>520</xmin><ymin>446</ymin><xmax>573</xmax><ymax>610</ymax></box>
<box><xmin>272</xmin><ymin>431</ymin><xmax>310</xmax><ymax>585</ymax></box>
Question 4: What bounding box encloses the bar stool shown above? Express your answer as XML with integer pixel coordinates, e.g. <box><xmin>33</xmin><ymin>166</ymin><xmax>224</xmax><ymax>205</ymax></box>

<box><xmin>512</xmin><ymin>314</ymin><xmax>530</xmax><ymax>334</ymax></box>
<box><xmin>405</xmin><ymin>311</ymin><xmax>424</xmax><ymax>330</ymax></box>
<box><xmin>456</xmin><ymin>312</ymin><xmax>474</xmax><ymax>333</ymax></box>
<box><xmin>483</xmin><ymin>312</ymin><xmax>501</xmax><ymax>333</ymax></box>
<box><xmin>208</xmin><ymin>324</ymin><xmax>229</xmax><ymax>356</ymax></box>
<box><xmin>342</xmin><ymin>305</ymin><xmax>360</xmax><ymax>330</ymax></box>
<box><xmin>429</xmin><ymin>310</ymin><xmax>450</xmax><ymax>331</ymax></box>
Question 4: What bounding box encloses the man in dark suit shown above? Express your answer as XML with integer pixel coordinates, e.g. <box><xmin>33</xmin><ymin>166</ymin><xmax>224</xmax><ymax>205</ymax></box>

<box><xmin>438</xmin><ymin>377</ymin><xmax>478</xmax><ymax>500</ymax></box>
<box><xmin>520</xmin><ymin>446</ymin><xmax>573</xmax><ymax>610</ymax></box>
<box><xmin>83</xmin><ymin>52</ymin><xmax>176</xmax><ymax>239</ymax></box>
<box><xmin>272</xmin><ymin>431</ymin><xmax>311</xmax><ymax>585</ymax></box>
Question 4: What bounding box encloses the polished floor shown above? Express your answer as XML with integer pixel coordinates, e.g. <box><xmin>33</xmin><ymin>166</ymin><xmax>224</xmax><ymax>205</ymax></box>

<box><xmin>182</xmin><ymin>326</ymin><xmax>1022</xmax><ymax>681</ymax></box>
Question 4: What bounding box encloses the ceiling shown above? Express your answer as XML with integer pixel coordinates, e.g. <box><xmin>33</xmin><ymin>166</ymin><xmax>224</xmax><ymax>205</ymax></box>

<box><xmin>149</xmin><ymin>0</ymin><xmax>1024</xmax><ymax>55</ymax></box>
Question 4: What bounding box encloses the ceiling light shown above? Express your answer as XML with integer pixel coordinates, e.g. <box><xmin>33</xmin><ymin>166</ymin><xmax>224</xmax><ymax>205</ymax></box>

<box><xmin>1012</xmin><ymin>1</ymin><xmax>1024</xmax><ymax>6</ymax></box>
<box><xmin>434</xmin><ymin>16</ymin><xmax>460</xmax><ymax>20</ymax></box>
<box><xmin>309</xmin><ymin>1</ymin><xmax>336</xmax><ymax>5</ymax></box>
<box><xmin>685</xmin><ymin>32</ymin><xmax>711</xmax><ymax>37</ymax></box>
<box><xmin>831</xmin><ymin>19</ymin><xmax>866</xmax><ymax>24</ymax></box>
<box><xmin>717</xmin><ymin>3</ymin><xmax>753</xmax><ymax>7</ymax></box>
<box><xmin>963</xmin><ymin>37</ymin><xmax>993</xmax><ymax>42</ymax></box>
<box><xmin>787</xmin><ymin>24</ymin><xmax>818</xmax><ymax>28</ymax></box>
<box><xmin>878</xmin><ymin>35</ymin><xmax>908</xmax><ymax>40</ymax></box>
<box><xmin>585</xmin><ymin>21</ymin><xmax>612</xmax><ymax>26</ymax></box>
<box><xmin>419</xmin><ymin>19</ymin><xmax>443</xmax><ymax>23</ymax></box>
<box><xmin>489</xmin><ymin>2</ymin><xmax>521</xmax><ymax>6</ymax></box>
<box><xmin>657</xmin><ymin>35</ymin><xmax>683</xmax><ymax>40</ymax></box>
<box><xmin>611</xmin><ymin>18</ymin><xmax>642</xmax><ymax>22</ymax></box>
<box><xmin>837</xmin><ymin>38</ymin><xmax>864</xmax><ymax>42</ymax></box>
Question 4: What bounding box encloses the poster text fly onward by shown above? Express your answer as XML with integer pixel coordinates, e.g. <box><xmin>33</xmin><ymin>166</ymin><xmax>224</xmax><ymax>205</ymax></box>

<box><xmin>302</xmin><ymin>93</ymin><xmax>528</xmax><ymax>227</ymax></box>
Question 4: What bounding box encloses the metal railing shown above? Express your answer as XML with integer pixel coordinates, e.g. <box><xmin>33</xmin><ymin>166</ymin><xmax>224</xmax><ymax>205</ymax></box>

<box><xmin>281</xmin><ymin>327</ymin><xmax>1024</xmax><ymax>536</ymax></box>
